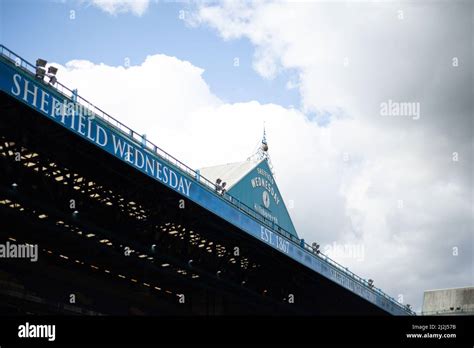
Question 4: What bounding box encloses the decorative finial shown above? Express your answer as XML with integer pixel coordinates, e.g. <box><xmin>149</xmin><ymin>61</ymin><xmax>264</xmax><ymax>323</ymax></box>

<box><xmin>246</xmin><ymin>123</ymin><xmax>275</xmax><ymax>175</ymax></box>
<box><xmin>261</xmin><ymin>124</ymin><xmax>268</xmax><ymax>152</ymax></box>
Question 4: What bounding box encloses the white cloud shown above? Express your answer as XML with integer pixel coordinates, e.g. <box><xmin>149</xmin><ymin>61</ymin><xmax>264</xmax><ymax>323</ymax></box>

<box><xmin>192</xmin><ymin>0</ymin><xmax>473</xmax><ymax>312</ymax></box>
<box><xmin>57</xmin><ymin>54</ymin><xmax>220</xmax><ymax>158</ymax></box>
<box><xmin>53</xmin><ymin>1</ymin><xmax>473</xmax><ymax>312</ymax></box>
<box><xmin>87</xmin><ymin>0</ymin><xmax>150</xmax><ymax>16</ymax></box>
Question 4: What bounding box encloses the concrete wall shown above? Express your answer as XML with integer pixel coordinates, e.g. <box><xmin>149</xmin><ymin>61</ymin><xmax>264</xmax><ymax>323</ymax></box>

<box><xmin>422</xmin><ymin>287</ymin><xmax>474</xmax><ymax>315</ymax></box>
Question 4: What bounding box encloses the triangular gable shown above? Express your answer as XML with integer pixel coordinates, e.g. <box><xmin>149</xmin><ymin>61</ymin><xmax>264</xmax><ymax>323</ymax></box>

<box><xmin>227</xmin><ymin>159</ymin><xmax>298</xmax><ymax>238</ymax></box>
<box><xmin>199</xmin><ymin>158</ymin><xmax>298</xmax><ymax>238</ymax></box>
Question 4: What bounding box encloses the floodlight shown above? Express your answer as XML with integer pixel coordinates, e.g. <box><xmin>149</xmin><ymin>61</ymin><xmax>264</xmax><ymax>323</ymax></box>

<box><xmin>35</xmin><ymin>67</ymin><xmax>46</xmax><ymax>79</ymax></box>
<box><xmin>48</xmin><ymin>66</ymin><xmax>58</xmax><ymax>75</ymax></box>
<box><xmin>36</xmin><ymin>58</ymin><xmax>47</xmax><ymax>67</ymax></box>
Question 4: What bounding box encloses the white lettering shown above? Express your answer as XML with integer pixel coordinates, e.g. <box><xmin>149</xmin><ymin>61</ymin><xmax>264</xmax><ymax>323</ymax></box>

<box><xmin>18</xmin><ymin>322</ymin><xmax>55</xmax><ymax>342</ymax></box>
<box><xmin>124</xmin><ymin>143</ymin><xmax>133</xmax><ymax>163</ymax></box>
<box><xmin>156</xmin><ymin>162</ymin><xmax>163</xmax><ymax>181</ymax></box>
<box><xmin>145</xmin><ymin>156</ymin><xmax>155</xmax><ymax>177</ymax></box>
<box><xmin>11</xmin><ymin>73</ymin><xmax>21</xmax><ymax>96</ymax></box>
<box><xmin>134</xmin><ymin>148</ymin><xmax>145</xmax><ymax>169</ymax></box>
<box><xmin>163</xmin><ymin>166</ymin><xmax>169</xmax><ymax>184</ymax></box>
<box><xmin>380</xmin><ymin>99</ymin><xmax>421</xmax><ymax>120</ymax></box>
<box><xmin>86</xmin><ymin>119</ymin><xmax>95</xmax><ymax>142</ymax></box>
<box><xmin>77</xmin><ymin>114</ymin><xmax>86</xmax><ymax>135</ymax></box>
<box><xmin>40</xmin><ymin>90</ymin><xmax>50</xmax><ymax>113</ymax></box>
<box><xmin>112</xmin><ymin>135</ymin><xmax>127</xmax><ymax>157</ymax></box>
<box><xmin>184</xmin><ymin>180</ymin><xmax>192</xmax><ymax>196</ymax></box>
<box><xmin>169</xmin><ymin>170</ymin><xmax>178</xmax><ymax>188</ymax></box>
<box><xmin>23</xmin><ymin>80</ymin><xmax>38</xmax><ymax>106</ymax></box>
<box><xmin>96</xmin><ymin>125</ymin><xmax>107</xmax><ymax>146</ymax></box>
<box><xmin>51</xmin><ymin>97</ymin><xmax>62</xmax><ymax>118</ymax></box>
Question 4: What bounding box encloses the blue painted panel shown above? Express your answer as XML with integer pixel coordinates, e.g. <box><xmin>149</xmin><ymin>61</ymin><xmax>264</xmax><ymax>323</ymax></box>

<box><xmin>229</xmin><ymin>159</ymin><xmax>298</xmax><ymax>238</ymax></box>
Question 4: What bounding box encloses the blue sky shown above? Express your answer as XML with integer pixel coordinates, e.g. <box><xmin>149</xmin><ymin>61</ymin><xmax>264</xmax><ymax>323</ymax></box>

<box><xmin>0</xmin><ymin>0</ymin><xmax>300</xmax><ymax>107</ymax></box>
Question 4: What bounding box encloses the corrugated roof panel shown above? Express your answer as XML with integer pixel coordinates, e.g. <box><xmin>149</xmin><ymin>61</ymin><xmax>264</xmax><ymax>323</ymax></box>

<box><xmin>199</xmin><ymin>159</ymin><xmax>260</xmax><ymax>190</ymax></box>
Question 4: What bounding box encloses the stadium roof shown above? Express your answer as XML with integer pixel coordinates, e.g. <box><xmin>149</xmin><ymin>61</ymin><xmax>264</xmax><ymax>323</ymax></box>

<box><xmin>199</xmin><ymin>158</ymin><xmax>260</xmax><ymax>190</ymax></box>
